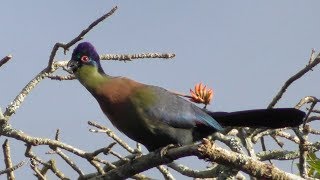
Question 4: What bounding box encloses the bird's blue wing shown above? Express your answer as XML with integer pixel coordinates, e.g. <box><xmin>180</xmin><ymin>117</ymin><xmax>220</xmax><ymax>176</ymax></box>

<box><xmin>140</xmin><ymin>86</ymin><xmax>223</xmax><ymax>131</ymax></box>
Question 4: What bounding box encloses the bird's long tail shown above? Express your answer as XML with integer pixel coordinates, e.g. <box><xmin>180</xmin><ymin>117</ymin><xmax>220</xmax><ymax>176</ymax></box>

<box><xmin>205</xmin><ymin>108</ymin><xmax>305</xmax><ymax>128</ymax></box>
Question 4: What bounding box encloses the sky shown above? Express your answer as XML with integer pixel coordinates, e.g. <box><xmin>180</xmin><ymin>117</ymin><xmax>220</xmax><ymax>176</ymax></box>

<box><xmin>1</xmin><ymin>1</ymin><xmax>320</xmax><ymax>179</ymax></box>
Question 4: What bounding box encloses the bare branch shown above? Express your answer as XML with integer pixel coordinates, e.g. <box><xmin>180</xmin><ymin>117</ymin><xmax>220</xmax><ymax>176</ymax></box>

<box><xmin>3</xmin><ymin>125</ymin><xmax>87</xmax><ymax>158</ymax></box>
<box><xmin>157</xmin><ymin>165</ymin><xmax>174</xmax><ymax>180</ymax></box>
<box><xmin>268</xmin><ymin>52</ymin><xmax>320</xmax><ymax>108</ymax></box>
<box><xmin>168</xmin><ymin>162</ymin><xmax>215</xmax><ymax>178</ymax></box>
<box><xmin>47</xmin><ymin>74</ymin><xmax>76</xmax><ymax>81</ymax></box>
<box><xmin>47</xmin><ymin>6</ymin><xmax>118</xmax><ymax>70</ymax></box>
<box><xmin>89</xmin><ymin>142</ymin><xmax>117</xmax><ymax>157</ymax></box>
<box><xmin>2</xmin><ymin>7</ymin><xmax>118</xmax><ymax>120</ymax></box>
<box><xmin>308</xmin><ymin>48</ymin><xmax>316</xmax><ymax>65</ymax></box>
<box><xmin>0</xmin><ymin>55</ymin><xmax>12</xmax><ymax>68</ymax></box>
<box><xmin>100</xmin><ymin>53</ymin><xmax>175</xmax><ymax>61</ymax></box>
<box><xmin>30</xmin><ymin>159</ymin><xmax>46</xmax><ymax>180</ymax></box>
<box><xmin>2</xmin><ymin>139</ymin><xmax>15</xmax><ymax>179</ymax></box>
<box><xmin>88</xmin><ymin>121</ymin><xmax>136</xmax><ymax>154</ymax></box>
<box><xmin>93</xmin><ymin>140</ymin><xmax>303</xmax><ymax>180</ymax></box>
<box><xmin>295</xmin><ymin>96</ymin><xmax>319</xmax><ymax>109</ymax></box>
<box><xmin>0</xmin><ymin>108</ymin><xmax>4</xmax><ymax>120</ymax></box>
<box><xmin>3</xmin><ymin>61</ymin><xmax>67</xmax><ymax>119</ymax></box>
<box><xmin>55</xmin><ymin>149</ymin><xmax>84</xmax><ymax>177</ymax></box>
<box><xmin>0</xmin><ymin>160</ymin><xmax>25</xmax><ymax>176</ymax></box>
<box><xmin>3</xmin><ymin>68</ymin><xmax>49</xmax><ymax>119</ymax></box>
<box><xmin>25</xmin><ymin>145</ymin><xmax>49</xmax><ymax>166</ymax></box>
<box><xmin>41</xmin><ymin>159</ymin><xmax>69</xmax><ymax>180</ymax></box>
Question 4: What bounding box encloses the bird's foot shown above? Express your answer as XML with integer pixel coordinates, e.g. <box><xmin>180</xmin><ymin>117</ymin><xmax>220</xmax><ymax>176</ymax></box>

<box><xmin>132</xmin><ymin>150</ymin><xmax>143</xmax><ymax>159</ymax></box>
<box><xmin>160</xmin><ymin>144</ymin><xmax>180</xmax><ymax>157</ymax></box>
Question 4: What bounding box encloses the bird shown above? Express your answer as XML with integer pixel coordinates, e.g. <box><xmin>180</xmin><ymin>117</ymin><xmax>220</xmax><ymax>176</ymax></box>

<box><xmin>67</xmin><ymin>42</ymin><xmax>306</xmax><ymax>151</ymax></box>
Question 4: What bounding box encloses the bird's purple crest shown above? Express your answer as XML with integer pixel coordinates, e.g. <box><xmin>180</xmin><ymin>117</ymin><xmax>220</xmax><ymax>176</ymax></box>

<box><xmin>69</xmin><ymin>42</ymin><xmax>105</xmax><ymax>74</ymax></box>
<box><xmin>72</xmin><ymin>42</ymin><xmax>100</xmax><ymax>61</ymax></box>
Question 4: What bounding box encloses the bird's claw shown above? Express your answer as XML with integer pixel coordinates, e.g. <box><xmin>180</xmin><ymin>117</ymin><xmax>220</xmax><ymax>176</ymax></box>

<box><xmin>160</xmin><ymin>144</ymin><xmax>180</xmax><ymax>157</ymax></box>
<box><xmin>133</xmin><ymin>150</ymin><xmax>143</xmax><ymax>159</ymax></box>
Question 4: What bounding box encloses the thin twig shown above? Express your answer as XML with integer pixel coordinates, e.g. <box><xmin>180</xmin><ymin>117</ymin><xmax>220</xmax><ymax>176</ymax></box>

<box><xmin>25</xmin><ymin>145</ymin><xmax>49</xmax><ymax>166</ymax></box>
<box><xmin>41</xmin><ymin>159</ymin><xmax>69</xmax><ymax>180</ymax></box>
<box><xmin>3</xmin><ymin>61</ymin><xmax>67</xmax><ymax>119</ymax></box>
<box><xmin>55</xmin><ymin>129</ymin><xmax>60</xmax><ymax>141</ymax></box>
<box><xmin>55</xmin><ymin>149</ymin><xmax>84</xmax><ymax>177</ymax></box>
<box><xmin>88</xmin><ymin>121</ymin><xmax>135</xmax><ymax>153</ymax></box>
<box><xmin>157</xmin><ymin>165</ymin><xmax>175</xmax><ymax>180</ymax></box>
<box><xmin>293</xmin><ymin>127</ymin><xmax>308</xmax><ymax>178</ymax></box>
<box><xmin>89</xmin><ymin>142</ymin><xmax>117</xmax><ymax>157</ymax></box>
<box><xmin>0</xmin><ymin>160</ymin><xmax>25</xmax><ymax>176</ymax></box>
<box><xmin>47</xmin><ymin>6</ymin><xmax>118</xmax><ymax>70</ymax></box>
<box><xmin>308</xmin><ymin>48</ymin><xmax>316</xmax><ymax>65</ymax></box>
<box><xmin>100</xmin><ymin>53</ymin><xmax>175</xmax><ymax>61</ymax></box>
<box><xmin>30</xmin><ymin>159</ymin><xmax>46</xmax><ymax>180</ymax></box>
<box><xmin>2</xmin><ymin>139</ymin><xmax>15</xmax><ymax>179</ymax></box>
<box><xmin>2</xmin><ymin>7</ymin><xmax>118</xmax><ymax>119</ymax></box>
<box><xmin>47</xmin><ymin>74</ymin><xmax>76</xmax><ymax>81</ymax></box>
<box><xmin>0</xmin><ymin>55</ymin><xmax>12</xmax><ymax>68</ymax></box>
<box><xmin>268</xmin><ymin>52</ymin><xmax>320</xmax><ymax>108</ymax></box>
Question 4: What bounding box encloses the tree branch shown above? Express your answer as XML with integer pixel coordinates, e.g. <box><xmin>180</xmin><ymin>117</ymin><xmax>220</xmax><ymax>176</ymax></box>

<box><xmin>0</xmin><ymin>55</ymin><xmax>12</xmax><ymax>68</ymax></box>
<box><xmin>93</xmin><ymin>139</ymin><xmax>303</xmax><ymax>180</ymax></box>
<box><xmin>268</xmin><ymin>51</ymin><xmax>320</xmax><ymax>108</ymax></box>
<box><xmin>47</xmin><ymin>6</ymin><xmax>118</xmax><ymax>70</ymax></box>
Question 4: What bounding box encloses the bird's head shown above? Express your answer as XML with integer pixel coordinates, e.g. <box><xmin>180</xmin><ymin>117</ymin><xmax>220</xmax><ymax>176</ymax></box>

<box><xmin>67</xmin><ymin>42</ymin><xmax>105</xmax><ymax>74</ymax></box>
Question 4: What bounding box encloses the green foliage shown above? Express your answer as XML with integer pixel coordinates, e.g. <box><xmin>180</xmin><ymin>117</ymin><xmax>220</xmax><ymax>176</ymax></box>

<box><xmin>307</xmin><ymin>153</ymin><xmax>320</xmax><ymax>178</ymax></box>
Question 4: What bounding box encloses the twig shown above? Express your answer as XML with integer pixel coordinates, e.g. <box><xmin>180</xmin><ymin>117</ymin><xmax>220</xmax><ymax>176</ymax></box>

<box><xmin>157</xmin><ymin>165</ymin><xmax>175</xmax><ymax>180</ymax></box>
<box><xmin>95</xmin><ymin>140</ymin><xmax>303</xmax><ymax>180</ymax></box>
<box><xmin>47</xmin><ymin>6</ymin><xmax>118</xmax><ymax>70</ymax></box>
<box><xmin>30</xmin><ymin>159</ymin><xmax>46</xmax><ymax>180</ymax></box>
<box><xmin>50</xmin><ymin>128</ymin><xmax>85</xmax><ymax>178</ymax></box>
<box><xmin>55</xmin><ymin>129</ymin><xmax>60</xmax><ymax>141</ymax></box>
<box><xmin>89</xmin><ymin>142</ymin><xmax>117</xmax><ymax>157</ymax></box>
<box><xmin>212</xmin><ymin>132</ymin><xmax>243</xmax><ymax>153</ymax></box>
<box><xmin>302</xmin><ymin>98</ymin><xmax>318</xmax><ymax>126</ymax></box>
<box><xmin>100</xmin><ymin>53</ymin><xmax>175</xmax><ymax>61</ymax></box>
<box><xmin>308</xmin><ymin>48</ymin><xmax>316</xmax><ymax>65</ymax></box>
<box><xmin>3</xmin><ymin>7</ymin><xmax>118</xmax><ymax>119</ymax></box>
<box><xmin>89</xmin><ymin>160</ymin><xmax>104</xmax><ymax>175</ymax></box>
<box><xmin>47</xmin><ymin>74</ymin><xmax>76</xmax><ymax>81</ymax></box>
<box><xmin>25</xmin><ymin>145</ymin><xmax>49</xmax><ymax>166</ymax></box>
<box><xmin>40</xmin><ymin>159</ymin><xmax>69</xmax><ymax>180</ymax></box>
<box><xmin>2</xmin><ymin>139</ymin><xmax>15</xmax><ymax>179</ymax></box>
<box><xmin>0</xmin><ymin>108</ymin><xmax>4</xmax><ymax>120</ymax></box>
<box><xmin>275</xmin><ymin>131</ymin><xmax>300</xmax><ymax>144</ymax></box>
<box><xmin>271</xmin><ymin>135</ymin><xmax>284</xmax><ymax>148</ymax></box>
<box><xmin>309</xmin><ymin>128</ymin><xmax>320</xmax><ymax>135</ymax></box>
<box><xmin>3</xmin><ymin>61</ymin><xmax>67</xmax><ymax>119</ymax></box>
<box><xmin>88</xmin><ymin>121</ymin><xmax>135</xmax><ymax>154</ymax></box>
<box><xmin>257</xmin><ymin>141</ymin><xmax>320</xmax><ymax>161</ymax></box>
<box><xmin>55</xmin><ymin>149</ymin><xmax>84</xmax><ymax>177</ymax></box>
<box><xmin>0</xmin><ymin>160</ymin><xmax>25</xmax><ymax>176</ymax></box>
<box><xmin>239</xmin><ymin>129</ymin><xmax>256</xmax><ymax>159</ymax></box>
<box><xmin>0</xmin><ymin>55</ymin><xmax>12</xmax><ymax>68</ymax></box>
<box><xmin>3</xmin><ymin>68</ymin><xmax>50</xmax><ymax>119</ymax></box>
<box><xmin>295</xmin><ymin>96</ymin><xmax>319</xmax><ymax>109</ymax></box>
<box><xmin>293</xmin><ymin>127</ymin><xmax>308</xmax><ymax>178</ymax></box>
<box><xmin>268</xmin><ymin>52</ymin><xmax>320</xmax><ymax>108</ymax></box>
<box><xmin>3</xmin><ymin>126</ymin><xmax>88</xmax><ymax>159</ymax></box>
<box><xmin>167</xmin><ymin>162</ymin><xmax>215</xmax><ymax>178</ymax></box>
<box><xmin>109</xmin><ymin>151</ymin><xmax>129</xmax><ymax>162</ymax></box>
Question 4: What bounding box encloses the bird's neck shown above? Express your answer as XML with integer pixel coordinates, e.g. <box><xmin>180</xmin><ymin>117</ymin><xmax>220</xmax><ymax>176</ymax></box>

<box><xmin>74</xmin><ymin>65</ymin><xmax>110</xmax><ymax>91</ymax></box>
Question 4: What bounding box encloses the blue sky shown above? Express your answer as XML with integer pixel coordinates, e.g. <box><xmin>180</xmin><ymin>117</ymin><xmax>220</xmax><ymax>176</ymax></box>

<box><xmin>1</xmin><ymin>1</ymin><xmax>320</xmax><ymax>179</ymax></box>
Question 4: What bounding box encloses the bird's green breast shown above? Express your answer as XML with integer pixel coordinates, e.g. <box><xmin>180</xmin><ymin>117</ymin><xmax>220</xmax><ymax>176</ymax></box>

<box><xmin>75</xmin><ymin>65</ymin><xmax>109</xmax><ymax>91</ymax></box>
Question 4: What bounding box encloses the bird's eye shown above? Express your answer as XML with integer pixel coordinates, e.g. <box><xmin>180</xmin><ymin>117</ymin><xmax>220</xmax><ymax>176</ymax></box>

<box><xmin>81</xmin><ymin>55</ymin><xmax>89</xmax><ymax>63</ymax></box>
